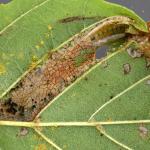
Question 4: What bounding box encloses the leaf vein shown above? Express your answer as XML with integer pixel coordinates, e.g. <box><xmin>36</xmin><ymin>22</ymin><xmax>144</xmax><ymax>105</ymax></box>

<box><xmin>88</xmin><ymin>74</ymin><xmax>150</xmax><ymax>121</ymax></box>
<box><xmin>0</xmin><ymin>0</ymin><xmax>50</xmax><ymax>35</ymax></box>
<box><xmin>34</xmin><ymin>128</ymin><xmax>63</xmax><ymax>150</ymax></box>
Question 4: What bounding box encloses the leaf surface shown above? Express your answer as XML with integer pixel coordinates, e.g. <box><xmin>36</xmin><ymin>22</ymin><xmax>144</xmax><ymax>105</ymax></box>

<box><xmin>0</xmin><ymin>0</ymin><xmax>150</xmax><ymax>150</ymax></box>
<box><xmin>0</xmin><ymin>0</ymin><xmax>147</xmax><ymax>98</ymax></box>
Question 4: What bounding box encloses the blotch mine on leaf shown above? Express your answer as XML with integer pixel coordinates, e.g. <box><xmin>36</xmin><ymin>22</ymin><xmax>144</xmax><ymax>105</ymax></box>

<box><xmin>0</xmin><ymin>16</ymin><xmax>140</xmax><ymax>121</ymax></box>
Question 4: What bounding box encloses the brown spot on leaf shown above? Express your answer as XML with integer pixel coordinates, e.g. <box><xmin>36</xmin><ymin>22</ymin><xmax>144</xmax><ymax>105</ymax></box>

<box><xmin>139</xmin><ymin>125</ymin><xmax>149</xmax><ymax>139</ymax></box>
<box><xmin>0</xmin><ymin>37</ymin><xmax>96</xmax><ymax>121</ymax></box>
<box><xmin>1</xmin><ymin>16</ymin><xmax>139</xmax><ymax>121</ymax></box>
<box><xmin>123</xmin><ymin>63</ymin><xmax>131</xmax><ymax>75</ymax></box>
<box><xmin>126</xmin><ymin>47</ymin><xmax>143</xmax><ymax>58</ymax></box>
<box><xmin>17</xmin><ymin>127</ymin><xmax>29</xmax><ymax>137</ymax></box>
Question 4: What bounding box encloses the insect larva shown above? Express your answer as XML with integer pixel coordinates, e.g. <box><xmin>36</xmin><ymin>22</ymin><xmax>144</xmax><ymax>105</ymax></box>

<box><xmin>83</xmin><ymin>16</ymin><xmax>133</xmax><ymax>41</ymax></box>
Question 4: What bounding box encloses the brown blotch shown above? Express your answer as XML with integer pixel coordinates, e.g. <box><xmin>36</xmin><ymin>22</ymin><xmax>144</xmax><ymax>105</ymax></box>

<box><xmin>0</xmin><ymin>33</ymin><xmax>96</xmax><ymax>121</ymax></box>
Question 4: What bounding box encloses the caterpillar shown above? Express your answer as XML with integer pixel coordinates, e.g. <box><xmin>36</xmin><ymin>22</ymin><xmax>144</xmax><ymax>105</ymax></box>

<box><xmin>0</xmin><ymin>16</ymin><xmax>144</xmax><ymax>121</ymax></box>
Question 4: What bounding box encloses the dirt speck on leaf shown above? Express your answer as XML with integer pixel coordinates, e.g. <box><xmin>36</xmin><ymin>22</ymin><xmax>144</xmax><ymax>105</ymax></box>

<box><xmin>17</xmin><ymin>127</ymin><xmax>29</xmax><ymax>137</ymax></box>
<box><xmin>109</xmin><ymin>95</ymin><xmax>114</xmax><ymax>99</ymax></box>
<box><xmin>123</xmin><ymin>63</ymin><xmax>131</xmax><ymax>75</ymax></box>
<box><xmin>138</xmin><ymin>125</ymin><xmax>149</xmax><ymax>139</ymax></box>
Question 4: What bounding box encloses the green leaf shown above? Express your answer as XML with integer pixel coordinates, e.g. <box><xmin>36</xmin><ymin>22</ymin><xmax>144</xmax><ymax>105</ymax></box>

<box><xmin>0</xmin><ymin>0</ymin><xmax>150</xmax><ymax>150</ymax></box>
<box><xmin>0</xmin><ymin>0</ymin><xmax>147</xmax><ymax>98</ymax></box>
<box><xmin>1</xmin><ymin>49</ymin><xmax>150</xmax><ymax>150</ymax></box>
<box><xmin>102</xmin><ymin>1</ymin><xmax>148</xmax><ymax>32</ymax></box>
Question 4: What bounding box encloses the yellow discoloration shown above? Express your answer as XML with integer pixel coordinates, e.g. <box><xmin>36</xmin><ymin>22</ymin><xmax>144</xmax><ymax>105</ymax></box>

<box><xmin>34</xmin><ymin>144</ymin><xmax>47</xmax><ymax>150</ymax></box>
<box><xmin>29</xmin><ymin>55</ymin><xmax>38</xmax><ymax>69</ymax></box>
<box><xmin>45</xmin><ymin>33</ymin><xmax>50</xmax><ymax>39</ymax></box>
<box><xmin>48</xmin><ymin>24</ymin><xmax>52</xmax><ymax>31</ymax></box>
<box><xmin>35</xmin><ymin>45</ymin><xmax>40</xmax><ymax>50</ymax></box>
<box><xmin>32</xmin><ymin>55</ymin><xmax>39</xmax><ymax>62</ymax></box>
<box><xmin>0</xmin><ymin>64</ymin><xmax>6</xmax><ymax>75</ymax></box>
<box><xmin>40</xmin><ymin>40</ymin><xmax>44</xmax><ymax>46</ymax></box>
<box><xmin>28</xmin><ymin>56</ymin><xmax>39</xmax><ymax>69</ymax></box>
<box><xmin>28</xmin><ymin>62</ymin><xmax>37</xmax><ymax>69</ymax></box>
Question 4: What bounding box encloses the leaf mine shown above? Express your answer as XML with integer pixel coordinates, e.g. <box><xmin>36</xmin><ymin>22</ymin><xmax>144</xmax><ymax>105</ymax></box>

<box><xmin>0</xmin><ymin>16</ymin><xmax>146</xmax><ymax>121</ymax></box>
